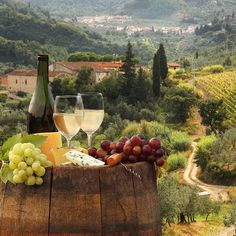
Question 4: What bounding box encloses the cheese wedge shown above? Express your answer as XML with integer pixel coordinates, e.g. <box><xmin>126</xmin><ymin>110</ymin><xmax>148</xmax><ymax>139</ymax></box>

<box><xmin>51</xmin><ymin>148</ymin><xmax>70</xmax><ymax>165</ymax></box>
<box><xmin>37</xmin><ymin>132</ymin><xmax>62</xmax><ymax>165</ymax></box>
<box><xmin>51</xmin><ymin>147</ymin><xmax>89</xmax><ymax>166</ymax></box>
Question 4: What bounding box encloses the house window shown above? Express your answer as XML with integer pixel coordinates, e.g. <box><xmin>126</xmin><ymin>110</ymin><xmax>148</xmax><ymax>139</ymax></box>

<box><xmin>25</xmin><ymin>80</ymin><xmax>27</xmax><ymax>85</ymax></box>
<box><xmin>16</xmin><ymin>79</ymin><xmax>18</xmax><ymax>84</ymax></box>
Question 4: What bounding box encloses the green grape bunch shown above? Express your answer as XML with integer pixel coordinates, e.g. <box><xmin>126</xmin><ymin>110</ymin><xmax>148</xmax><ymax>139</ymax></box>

<box><xmin>8</xmin><ymin>143</ymin><xmax>52</xmax><ymax>186</ymax></box>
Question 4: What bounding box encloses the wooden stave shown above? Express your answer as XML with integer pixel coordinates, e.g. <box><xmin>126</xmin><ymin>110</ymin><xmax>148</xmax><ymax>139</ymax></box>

<box><xmin>0</xmin><ymin>162</ymin><xmax>162</xmax><ymax>236</ymax></box>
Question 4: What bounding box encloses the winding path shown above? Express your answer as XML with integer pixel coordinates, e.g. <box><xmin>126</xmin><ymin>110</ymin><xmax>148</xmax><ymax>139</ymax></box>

<box><xmin>183</xmin><ymin>142</ymin><xmax>230</xmax><ymax>202</ymax></box>
<box><xmin>183</xmin><ymin>142</ymin><xmax>236</xmax><ymax>235</ymax></box>
<box><xmin>216</xmin><ymin>226</ymin><xmax>236</xmax><ymax>236</ymax></box>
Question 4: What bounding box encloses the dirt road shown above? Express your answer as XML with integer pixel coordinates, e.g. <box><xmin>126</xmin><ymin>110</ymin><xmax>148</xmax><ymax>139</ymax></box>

<box><xmin>183</xmin><ymin>142</ymin><xmax>230</xmax><ymax>202</ymax></box>
<box><xmin>216</xmin><ymin>226</ymin><xmax>236</xmax><ymax>236</ymax></box>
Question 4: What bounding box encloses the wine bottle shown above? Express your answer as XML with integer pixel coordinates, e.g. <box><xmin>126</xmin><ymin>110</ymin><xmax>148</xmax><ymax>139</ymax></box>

<box><xmin>27</xmin><ymin>55</ymin><xmax>55</xmax><ymax>134</ymax></box>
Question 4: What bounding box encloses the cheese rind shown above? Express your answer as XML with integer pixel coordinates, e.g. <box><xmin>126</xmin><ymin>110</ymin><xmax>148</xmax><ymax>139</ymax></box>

<box><xmin>65</xmin><ymin>150</ymin><xmax>105</xmax><ymax>166</ymax></box>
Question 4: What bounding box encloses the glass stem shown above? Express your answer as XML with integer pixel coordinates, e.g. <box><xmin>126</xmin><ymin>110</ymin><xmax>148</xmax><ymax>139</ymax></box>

<box><xmin>87</xmin><ymin>134</ymin><xmax>92</xmax><ymax>147</ymax></box>
<box><xmin>67</xmin><ymin>138</ymin><xmax>72</xmax><ymax>148</ymax></box>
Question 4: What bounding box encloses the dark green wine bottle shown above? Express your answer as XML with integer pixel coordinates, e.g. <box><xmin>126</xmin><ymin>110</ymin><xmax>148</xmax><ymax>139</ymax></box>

<box><xmin>27</xmin><ymin>55</ymin><xmax>55</xmax><ymax>134</ymax></box>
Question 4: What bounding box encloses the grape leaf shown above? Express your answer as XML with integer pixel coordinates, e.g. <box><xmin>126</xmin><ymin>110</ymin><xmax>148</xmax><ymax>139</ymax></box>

<box><xmin>0</xmin><ymin>163</ymin><xmax>14</xmax><ymax>184</ymax></box>
<box><xmin>1</xmin><ymin>150</ymin><xmax>10</xmax><ymax>161</ymax></box>
<box><xmin>1</xmin><ymin>134</ymin><xmax>22</xmax><ymax>155</ymax></box>
<box><xmin>21</xmin><ymin>134</ymin><xmax>47</xmax><ymax>147</ymax></box>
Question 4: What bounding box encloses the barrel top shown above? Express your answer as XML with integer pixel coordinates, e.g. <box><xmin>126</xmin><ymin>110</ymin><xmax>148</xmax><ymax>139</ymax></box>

<box><xmin>56</xmin><ymin>161</ymin><xmax>151</xmax><ymax>170</ymax></box>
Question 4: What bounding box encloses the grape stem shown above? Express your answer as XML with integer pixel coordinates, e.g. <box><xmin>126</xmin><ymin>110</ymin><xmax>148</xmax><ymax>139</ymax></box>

<box><xmin>0</xmin><ymin>160</ymin><xmax>4</xmax><ymax>171</ymax></box>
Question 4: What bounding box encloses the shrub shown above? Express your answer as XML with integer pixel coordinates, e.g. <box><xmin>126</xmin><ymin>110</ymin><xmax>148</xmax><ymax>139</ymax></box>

<box><xmin>103</xmin><ymin>127</ymin><xmax>117</xmax><ymax>141</ymax></box>
<box><xmin>122</xmin><ymin>122</ymin><xmax>143</xmax><ymax>138</ymax></box>
<box><xmin>113</xmin><ymin>102</ymin><xmax>141</xmax><ymax>121</ymax></box>
<box><xmin>223</xmin><ymin>202</ymin><xmax>236</xmax><ymax>227</ymax></box>
<box><xmin>164</xmin><ymin>83</ymin><xmax>197</xmax><ymax>123</ymax></box>
<box><xmin>168</xmin><ymin>69</ymin><xmax>177</xmax><ymax>75</ymax></box>
<box><xmin>16</xmin><ymin>91</ymin><xmax>27</xmax><ymax>97</ymax></box>
<box><xmin>167</xmin><ymin>153</ymin><xmax>186</xmax><ymax>172</ymax></box>
<box><xmin>202</xmin><ymin>65</ymin><xmax>224</xmax><ymax>74</ymax></box>
<box><xmin>194</xmin><ymin>135</ymin><xmax>216</xmax><ymax>171</ymax></box>
<box><xmin>102</xmin><ymin>114</ymin><xmax>129</xmax><ymax>140</ymax></box>
<box><xmin>148</xmin><ymin>121</ymin><xmax>171</xmax><ymax>138</ymax></box>
<box><xmin>121</xmin><ymin>120</ymin><xmax>154</xmax><ymax>140</ymax></box>
<box><xmin>169</xmin><ymin>131</ymin><xmax>191</xmax><ymax>152</ymax></box>
<box><xmin>139</xmin><ymin>108</ymin><xmax>155</xmax><ymax>121</ymax></box>
<box><xmin>177</xmin><ymin>82</ymin><xmax>194</xmax><ymax>91</ymax></box>
<box><xmin>0</xmin><ymin>94</ymin><xmax>7</xmax><ymax>103</ymax></box>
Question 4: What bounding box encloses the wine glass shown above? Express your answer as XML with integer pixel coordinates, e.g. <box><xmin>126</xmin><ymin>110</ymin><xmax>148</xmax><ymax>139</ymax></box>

<box><xmin>78</xmin><ymin>92</ymin><xmax>104</xmax><ymax>147</ymax></box>
<box><xmin>53</xmin><ymin>95</ymin><xmax>84</xmax><ymax>148</ymax></box>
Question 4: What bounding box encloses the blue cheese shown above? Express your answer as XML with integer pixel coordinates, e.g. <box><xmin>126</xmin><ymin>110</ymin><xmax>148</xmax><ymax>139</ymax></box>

<box><xmin>64</xmin><ymin>150</ymin><xmax>105</xmax><ymax>167</ymax></box>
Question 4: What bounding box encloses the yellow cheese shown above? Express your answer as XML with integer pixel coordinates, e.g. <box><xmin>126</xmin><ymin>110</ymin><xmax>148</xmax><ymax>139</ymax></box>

<box><xmin>51</xmin><ymin>147</ymin><xmax>89</xmax><ymax>166</ymax></box>
<box><xmin>51</xmin><ymin>148</ymin><xmax>70</xmax><ymax>165</ymax></box>
<box><xmin>37</xmin><ymin>132</ymin><xmax>62</xmax><ymax>166</ymax></box>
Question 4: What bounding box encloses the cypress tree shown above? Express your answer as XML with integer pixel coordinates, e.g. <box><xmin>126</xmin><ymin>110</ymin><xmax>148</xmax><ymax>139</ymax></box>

<box><xmin>152</xmin><ymin>50</ymin><xmax>161</xmax><ymax>97</ymax></box>
<box><xmin>121</xmin><ymin>41</ymin><xmax>136</xmax><ymax>80</ymax></box>
<box><xmin>159</xmin><ymin>43</ymin><xmax>168</xmax><ymax>80</ymax></box>
<box><xmin>120</xmin><ymin>41</ymin><xmax>136</xmax><ymax>97</ymax></box>
<box><xmin>134</xmin><ymin>67</ymin><xmax>151</xmax><ymax>102</ymax></box>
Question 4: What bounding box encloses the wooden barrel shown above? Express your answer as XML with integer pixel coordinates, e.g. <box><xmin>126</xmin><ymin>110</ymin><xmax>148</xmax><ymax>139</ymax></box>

<box><xmin>0</xmin><ymin>162</ymin><xmax>162</xmax><ymax>236</ymax></box>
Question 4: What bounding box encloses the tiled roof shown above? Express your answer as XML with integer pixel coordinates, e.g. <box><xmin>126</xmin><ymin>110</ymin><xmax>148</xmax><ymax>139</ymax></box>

<box><xmin>9</xmin><ymin>70</ymin><xmax>65</xmax><ymax>77</ymax></box>
<box><xmin>55</xmin><ymin>61</ymin><xmax>123</xmax><ymax>71</ymax></box>
<box><xmin>168</xmin><ymin>63</ymin><xmax>181</xmax><ymax>68</ymax></box>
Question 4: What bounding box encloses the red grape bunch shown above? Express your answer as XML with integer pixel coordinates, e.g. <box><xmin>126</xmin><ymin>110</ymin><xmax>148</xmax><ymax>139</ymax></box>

<box><xmin>88</xmin><ymin>135</ymin><xmax>167</xmax><ymax>167</ymax></box>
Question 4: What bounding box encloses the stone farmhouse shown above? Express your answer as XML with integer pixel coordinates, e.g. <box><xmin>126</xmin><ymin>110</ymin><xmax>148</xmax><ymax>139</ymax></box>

<box><xmin>2</xmin><ymin>70</ymin><xmax>66</xmax><ymax>93</ymax></box>
<box><xmin>1</xmin><ymin>61</ymin><xmax>123</xmax><ymax>94</ymax></box>
<box><xmin>168</xmin><ymin>63</ymin><xmax>181</xmax><ymax>70</ymax></box>
<box><xmin>53</xmin><ymin>61</ymin><xmax>123</xmax><ymax>83</ymax></box>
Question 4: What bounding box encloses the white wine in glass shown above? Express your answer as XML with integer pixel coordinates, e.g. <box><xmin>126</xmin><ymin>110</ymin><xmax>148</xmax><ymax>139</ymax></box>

<box><xmin>53</xmin><ymin>95</ymin><xmax>84</xmax><ymax>148</ymax></box>
<box><xmin>79</xmin><ymin>93</ymin><xmax>104</xmax><ymax>147</ymax></box>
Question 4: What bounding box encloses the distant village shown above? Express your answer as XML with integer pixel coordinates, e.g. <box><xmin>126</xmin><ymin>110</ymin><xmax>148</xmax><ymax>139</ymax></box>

<box><xmin>64</xmin><ymin>15</ymin><xmax>196</xmax><ymax>35</ymax></box>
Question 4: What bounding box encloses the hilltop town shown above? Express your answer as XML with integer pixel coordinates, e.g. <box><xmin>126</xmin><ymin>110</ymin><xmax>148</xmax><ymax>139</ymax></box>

<box><xmin>71</xmin><ymin>15</ymin><xmax>196</xmax><ymax>35</ymax></box>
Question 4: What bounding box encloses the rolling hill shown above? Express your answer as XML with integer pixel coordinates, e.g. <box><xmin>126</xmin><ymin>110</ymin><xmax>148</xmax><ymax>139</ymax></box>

<box><xmin>22</xmin><ymin>0</ymin><xmax>236</xmax><ymax>21</ymax></box>
<box><xmin>0</xmin><ymin>0</ymin><xmax>122</xmax><ymax>72</ymax></box>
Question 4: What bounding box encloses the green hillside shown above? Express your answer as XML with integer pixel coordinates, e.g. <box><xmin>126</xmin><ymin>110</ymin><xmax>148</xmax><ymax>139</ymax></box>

<box><xmin>124</xmin><ymin>0</ymin><xmax>236</xmax><ymax>20</ymax></box>
<box><xmin>22</xmin><ymin>0</ymin><xmax>236</xmax><ymax>21</ymax></box>
<box><xmin>22</xmin><ymin>0</ymin><xmax>128</xmax><ymax>18</ymax></box>
<box><xmin>122</xmin><ymin>0</ymin><xmax>186</xmax><ymax>19</ymax></box>
<box><xmin>190</xmin><ymin>11</ymin><xmax>236</xmax><ymax>67</ymax></box>
<box><xmin>0</xmin><ymin>0</ymin><xmax>121</xmax><ymax>72</ymax></box>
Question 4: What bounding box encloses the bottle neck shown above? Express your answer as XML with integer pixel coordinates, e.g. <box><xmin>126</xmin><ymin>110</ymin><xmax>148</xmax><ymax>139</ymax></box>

<box><xmin>37</xmin><ymin>59</ymin><xmax>49</xmax><ymax>103</ymax></box>
<box><xmin>38</xmin><ymin>60</ymin><xmax>49</xmax><ymax>81</ymax></box>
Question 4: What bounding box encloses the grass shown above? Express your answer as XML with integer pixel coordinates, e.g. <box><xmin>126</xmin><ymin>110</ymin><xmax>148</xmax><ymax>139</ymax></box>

<box><xmin>163</xmin><ymin>222</ymin><xmax>221</xmax><ymax>236</ymax></box>
<box><xmin>162</xmin><ymin>204</ymin><xmax>232</xmax><ymax>236</ymax></box>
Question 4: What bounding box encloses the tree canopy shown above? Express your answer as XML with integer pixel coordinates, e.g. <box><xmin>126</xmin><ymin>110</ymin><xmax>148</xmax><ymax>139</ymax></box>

<box><xmin>164</xmin><ymin>83</ymin><xmax>197</xmax><ymax>123</ymax></box>
<box><xmin>199</xmin><ymin>99</ymin><xmax>228</xmax><ymax>135</ymax></box>
<box><xmin>152</xmin><ymin>49</ymin><xmax>161</xmax><ymax>97</ymax></box>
